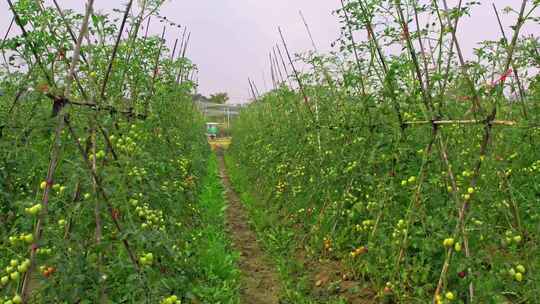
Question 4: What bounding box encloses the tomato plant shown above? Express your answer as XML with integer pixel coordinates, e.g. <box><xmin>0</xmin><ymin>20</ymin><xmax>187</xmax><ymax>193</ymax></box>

<box><xmin>1</xmin><ymin>1</ymin><xmax>239</xmax><ymax>303</ymax></box>
<box><xmin>229</xmin><ymin>0</ymin><xmax>539</xmax><ymax>302</ymax></box>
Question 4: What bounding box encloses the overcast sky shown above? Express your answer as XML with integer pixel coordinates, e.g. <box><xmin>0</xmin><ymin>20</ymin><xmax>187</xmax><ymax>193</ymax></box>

<box><xmin>1</xmin><ymin>1</ymin><xmax>538</xmax><ymax>103</ymax></box>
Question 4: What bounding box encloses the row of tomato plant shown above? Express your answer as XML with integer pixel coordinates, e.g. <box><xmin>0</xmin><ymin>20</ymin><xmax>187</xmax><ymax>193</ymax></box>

<box><xmin>1</xmin><ymin>0</ymin><xmax>239</xmax><ymax>303</ymax></box>
<box><xmin>229</xmin><ymin>0</ymin><xmax>539</xmax><ymax>303</ymax></box>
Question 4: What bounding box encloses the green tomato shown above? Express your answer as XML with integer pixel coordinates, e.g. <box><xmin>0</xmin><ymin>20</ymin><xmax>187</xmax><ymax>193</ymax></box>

<box><xmin>443</xmin><ymin>238</ymin><xmax>455</xmax><ymax>248</ymax></box>
<box><xmin>26</xmin><ymin>204</ymin><xmax>42</xmax><ymax>215</ymax></box>
<box><xmin>10</xmin><ymin>271</ymin><xmax>20</xmax><ymax>281</ymax></box>
<box><xmin>96</xmin><ymin>150</ymin><xmax>106</xmax><ymax>159</ymax></box>
<box><xmin>17</xmin><ymin>264</ymin><xmax>28</xmax><ymax>273</ymax></box>
<box><xmin>23</xmin><ymin>234</ymin><xmax>34</xmax><ymax>243</ymax></box>
<box><xmin>12</xmin><ymin>295</ymin><xmax>22</xmax><ymax>304</ymax></box>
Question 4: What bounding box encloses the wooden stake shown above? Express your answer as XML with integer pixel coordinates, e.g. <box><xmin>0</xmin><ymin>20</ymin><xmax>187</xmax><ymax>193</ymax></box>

<box><xmin>100</xmin><ymin>0</ymin><xmax>134</xmax><ymax>100</ymax></box>
<box><xmin>278</xmin><ymin>26</ymin><xmax>313</xmax><ymax>115</ymax></box>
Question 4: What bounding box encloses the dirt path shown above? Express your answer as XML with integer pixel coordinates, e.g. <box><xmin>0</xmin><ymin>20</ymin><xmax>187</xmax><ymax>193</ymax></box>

<box><xmin>216</xmin><ymin>153</ymin><xmax>281</xmax><ymax>304</ymax></box>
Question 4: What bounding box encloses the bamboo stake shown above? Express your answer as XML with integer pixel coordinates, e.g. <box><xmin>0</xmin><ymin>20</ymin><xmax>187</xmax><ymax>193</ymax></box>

<box><xmin>269</xmin><ymin>52</ymin><xmax>275</xmax><ymax>89</ymax></box>
<box><xmin>299</xmin><ymin>10</ymin><xmax>318</xmax><ymax>52</ymax></box>
<box><xmin>6</xmin><ymin>0</ymin><xmax>54</xmax><ymax>86</ymax></box>
<box><xmin>278</xmin><ymin>26</ymin><xmax>313</xmax><ymax>116</ymax></box>
<box><xmin>412</xmin><ymin>2</ymin><xmax>433</xmax><ymax>105</ymax></box>
<box><xmin>1</xmin><ymin>16</ymin><xmax>14</xmax><ymax>74</ymax></box>
<box><xmin>340</xmin><ymin>0</ymin><xmax>366</xmax><ymax>95</ymax></box>
<box><xmin>144</xmin><ymin>15</ymin><xmax>152</xmax><ymax>39</ymax></box>
<box><xmin>100</xmin><ymin>0</ymin><xmax>134</xmax><ymax>101</ymax></box>
<box><xmin>431</xmin><ymin>0</ymin><xmax>463</xmax><ymax>113</ymax></box>
<box><xmin>272</xmin><ymin>46</ymin><xmax>285</xmax><ymax>85</ymax></box>
<box><xmin>394</xmin><ymin>0</ymin><xmax>433</xmax><ymax>113</ymax></box>
<box><xmin>171</xmin><ymin>37</ymin><xmax>179</xmax><ymax>60</ymax></box>
<box><xmin>357</xmin><ymin>0</ymin><xmax>388</xmax><ymax>73</ymax></box>
<box><xmin>65</xmin><ymin>118</ymin><xmax>140</xmax><ymax>270</ymax></box>
<box><xmin>121</xmin><ymin>0</ymin><xmax>150</xmax><ymax>113</ymax></box>
<box><xmin>404</xmin><ymin>119</ymin><xmax>516</xmax><ymax>126</ymax></box>
<box><xmin>19</xmin><ymin>0</ymin><xmax>94</xmax><ymax>300</ymax></box>
<box><xmin>52</xmin><ymin>0</ymin><xmax>89</xmax><ymax>65</ymax></box>
<box><xmin>276</xmin><ymin>44</ymin><xmax>293</xmax><ymax>87</ymax></box>
<box><xmin>177</xmin><ymin>31</ymin><xmax>191</xmax><ymax>84</ymax></box>
<box><xmin>146</xmin><ymin>26</ymin><xmax>166</xmax><ymax>116</ymax></box>
<box><xmin>355</xmin><ymin>0</ymin><xmax>405</xmax><ymax>127</ymax></box>
<box><xmin>252</xmin><ymin>78</ymin><xmax>261</xmax><ymax>97</ymax></box>
<box><xmin>48</xmin><ymin>1</ymin><xmax>91</xmax><ymax>99</ymax></box>
<box><xmin>178</xmin><ymin>27</ymin><xmax>188</xmax><ymax>60</ymax></box>
<box><xmin>248</xmin><ymin>78</ymin><xmax>258</xmax><ymax>102</ymax></box>
<box><xmin>395</xmin><ymin>126</ymin><xmax>439</xmax><ymax>268</ymax></box>
<box><xmin>90</xmin><ymin>123</ymin><xmax>105</xmax><ymax>300</ymax></box>
<box><xmin>493</xmin><ymin>1</ymin><xmax>530</xmax><ymax>119</ymax></box>
<box><xmin>440</xmin><ymin>0</ymin><xmax>483</xmax><ymax>116</ymax></box>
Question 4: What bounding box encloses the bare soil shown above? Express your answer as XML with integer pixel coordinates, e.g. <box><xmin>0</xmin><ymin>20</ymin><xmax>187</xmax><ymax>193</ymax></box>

<box><xmin>305</xmin><ymin>255</ymin><xmax>377</xmax><ymax>304</ymax></box>
<box><xmin>217</xmin><ymin>150</ymin><xmax>377</xmax><ymax>304</ymax></box>
<box><xmin>217</xmin><ymin>153</ymin><xmax>281</xmax><ymax>304</ymax></box>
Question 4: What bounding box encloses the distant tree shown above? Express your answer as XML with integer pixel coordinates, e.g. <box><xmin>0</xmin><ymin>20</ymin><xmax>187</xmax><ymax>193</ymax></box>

<box><xmin>209</xmin><ymin>92</ymin><xmax>229</xmax><ymax>104</ymax></box>
<box><xmin>192</xmin><ymin>93</ymin><xmax>210</xmax><ymax>103</ymax></box>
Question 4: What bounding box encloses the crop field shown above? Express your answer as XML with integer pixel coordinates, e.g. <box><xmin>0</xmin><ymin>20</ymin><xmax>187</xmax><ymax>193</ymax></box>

<box><xmin>1</xmin><ymin>0</ymin><xmax>539</xmax><ymax>303</ymax></box>
<box><xmin>228</xmin><ymin>0</ymin><xmax>540</xmax><ymax>302</ymax></box>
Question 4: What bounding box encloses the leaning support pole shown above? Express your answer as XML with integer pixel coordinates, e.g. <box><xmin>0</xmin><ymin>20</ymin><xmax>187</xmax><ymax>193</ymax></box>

<box><xmin>278</xmin><ymin>27</ymin><xmax>314</xmax><ymax>117</ymax></box>
<box><xmin>1</xmin><ymin>17</ymin><xmax>15</xmax><ymax>74</ymax></box>
<box><xmin>100</xmin><ymin>0</ymin><xmax>134</xmax><ymax>101</ymax></box>
<box><xmin>19</xmin><ymin>0</ymin><xmax>94</xmax><ymax>301</ymax></box>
